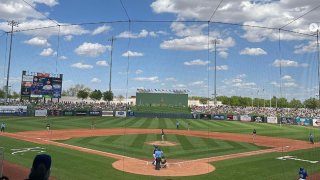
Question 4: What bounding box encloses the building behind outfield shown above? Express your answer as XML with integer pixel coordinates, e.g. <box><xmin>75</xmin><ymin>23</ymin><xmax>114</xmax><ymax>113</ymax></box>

<box><xmin>136</xmin><ymin>92</ymin><xmax>188</xmax><ymax>107</ymax></box>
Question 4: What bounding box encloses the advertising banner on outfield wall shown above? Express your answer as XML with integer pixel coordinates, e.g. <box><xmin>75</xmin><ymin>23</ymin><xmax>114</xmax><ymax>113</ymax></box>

<box><xmin>267</xmin><ymin>117</ymin><xmax>278</xmax><ymax>124</ymax></box>
<box><xmin>89</xmin><ymin>111</ymin><xmax>101</xmax><ymax>116</ymax></box>
<box><xmin>227</xmin><ymin>115</ymin><xmax>239</xmax><ymax>121</ymax></box>
<box><xmin>0</xmin><ymin>106</ymin><xmax>27</xmax><ymax>116</ymax></box>
<box><xmin>280</xmin><ymin>117</ymin><xmax>294</xmax><ymax>124</ymax></box>
<box><xmin>35</xmin><ymin>109</ymin><xmax>47</xmax><ymax>117</ymax></box>
<box><xmin>63</xmin><ymin>111</ymin><xmax>74</xmax><ymax>116</ymax></box>
<box><xmin>127</xmin><ymin>111</ymin><xmax>135</xmax><ymax>117</ymax></box>
<box><xmin>295</xmin><ymin>117</ymin><xmax>312</xmax><ymax>126</ymax></box>
<box><xmin>102</xmin><ymin>111</ymin><xmax>113</xmax><ymax>117</ymax></box>
<box><xmin>212</xmin><ymin>114</ymin><xmax>225</xmax><ymax>120</ymax></box>
<box><xmin>252</xmin><ymin>116</ymin><xmax>265</xmax><ymax>123</ymax></box>
<box><xmin>240</xmin><ymin>115</ymin><xmax>251</xmax><ymax>122</ymax></box>
<box><xmin>75</xmin><ymin>111</ymin><xmax>88</xmax><ymax>116</ymax></box>
<box><xmin>313</xmin><ymin>119</ymin><xmax>320</xmax><ymax>126</ymax></box>
<box><xmin>200</xmin><ymin>114</ymin><xmax>211</xmax><ymax>120</ymax></box>
<box><xmin>115</xmin><ymin>111</ymin><xmax>126</xmax><ymax>117</ymax></box>
<box><xmin>50</xmin><ymin>110</ymin><xmax>61</xmax><ymax>116</ymax></box>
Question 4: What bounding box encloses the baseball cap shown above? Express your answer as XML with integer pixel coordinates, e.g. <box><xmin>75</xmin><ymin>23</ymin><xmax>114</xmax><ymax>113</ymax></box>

<box><xmin>32</xmin><ymin>154</ymin><xmax>52</xmax><ymax>170</ymax></box>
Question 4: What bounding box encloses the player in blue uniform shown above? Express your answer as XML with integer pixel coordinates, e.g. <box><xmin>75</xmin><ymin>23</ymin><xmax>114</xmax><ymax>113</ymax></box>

<box><xmin>299</xmin><ymin>167</ymin><xmax>308</xmax><ymax>180</ymax></box>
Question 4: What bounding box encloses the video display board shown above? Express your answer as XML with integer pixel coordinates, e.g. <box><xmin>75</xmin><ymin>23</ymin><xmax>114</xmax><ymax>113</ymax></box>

<box><xmin>21</xmin><ymin>72</ymin><xmax>63</xmax><ymax>98</ymax></box>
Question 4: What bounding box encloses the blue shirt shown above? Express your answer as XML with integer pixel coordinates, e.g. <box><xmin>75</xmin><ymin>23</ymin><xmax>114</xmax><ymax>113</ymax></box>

<box><xmin>1</xmin><ymin>123</ymin><xmax>5</xmax><ymax>128</ymax></box>
<box><xmin>155</xmin><ymin>150</ymin><xmax>162</xmax><ymax>158</ymax></box>
<box><xmin>299</xmin><ymin>170</ymin><xmax>308</xmax><ymax>179</ymax></box>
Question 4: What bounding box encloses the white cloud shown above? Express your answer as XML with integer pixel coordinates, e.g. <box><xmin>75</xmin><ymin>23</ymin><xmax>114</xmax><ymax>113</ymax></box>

<box><xmin>282</xmin><ymin>75</ymin><xmax>295</xmax><ymax>82</ymax></box>
<box><xmin>74</xmin><ymin>42</ymin><xmax>111</xmax><ymax>57</ymax></box>
<box><xmin>71</xmin><ymin>62</ymin><xmax>93</xmax><ymax>69</ymax></box>
<box><xmin>172</xmin><ymin>84</ymin><xmax>187</xmax><ymax>88</ymax></box>
<box><xmin>165</xmin><ymin>77</ymin><xmax>177</xmax><ymax>82</ymax></box>
<box><xmin>184</xmin><ymin>59</ymin><xmax>209</xmax><ymax>66</ymax></box>
<box><xmin>92</xmin><ymin>25</ymin><xmax>111</xmax><ymax>35</ymax></box>
<box><xmin>217</xmin><ymin>65</ymin><xmax>229</xmax><ymax>71</ymax></box>
<box><xmin>59</xmin><ymin>56</ymin><xmax>67</xmax><ymax>60</ymax></box>
<box><xmin>91</xmin><ymin>77</ymin><xmax>101</xmax><ymax>83</ymax></box>
<box><xmin>160</xmin><ymin>35</ymin><xmax>235</xmax><ymax>51</ymax></box>
<box><xmin>272</xmin><ymin>59</ymin><xmax>308</xmax><ymax>68</ymax></box>
<box><xmin>96</xmin><ymin>60</ymin><xmax>109</xmax><ymax>67</ymax></box>
<box><xmin>170</xmin><ymin>22</ymin><xmax>208</xmax><ymax>37</ymax></box>
<box><xmin>122</xmin><ymin>51</ymin><xmax>144</xmax><ymax>57</ymax></box>
<box><xmin>134</xmin><ymin>76</ymin><xmax>159</xmax><ymax>82</ymax></box>
<box><xmin>223</xmin><ymin>73</ymin><xmax>256</xmax><ymax>89</ymax></box>
<box><xmin>24</xmin><ymin>37</ymin><xmax>50</xmax><ymax>46</ymax></box>
<box><xmin>64</xmin><ymin>35</ymin><xmax>73</xmax><ymax>41</ymax></box>
<box><xmin>209</xmin><ymin>65</ymin><xmax>229</xmax><ymax>71</ymax></box>
<box><xmin>284</xmin><ymin>82</ymin><xmax>298</xmax><ymax>87</ymax></box>
<box><xmin>117</xmin><ymin>29</ymin><xmax>149</xmax><ymax>38</ymax></box>
<box><xmin>240</xmin><ymin>48</ymin><xmax>267</xmax><ymax>56</ymax></box>
<box><xmin>0</xmin><ymin>0</ymin><xmax>58</xmax><ymax>21</ymax></box>
<box><xmin>294</xmin><ymin>41</ymin><xmax>317</xmax><ymax>54</ymax></box>
<box><xmin>151</xmin><ymin>0</ymin><xmax>318</xmax><ymax>41</ymax></box>
<box><xmin>40</xmin><ymin>48</ymin><xmax>55</xmax><ymax>56</ymax></box>
<box><xmin>219</xmin><ymin>51</ymin><xmax>228</xmax><ymax>59</ymax></box>
<box><xmin>0</xmin><ymin>20</ymin><xmax>89</xmax><ymax>37</ymax></box>
<box><xmin>135</xmin><ymin>69</ymin><xmax>143</xmax><ymax>74</ymax></box>
<box><xmin>189</xmin><ymin>81</ymin><xmax>205</xmax><ymax>86</ymax></box>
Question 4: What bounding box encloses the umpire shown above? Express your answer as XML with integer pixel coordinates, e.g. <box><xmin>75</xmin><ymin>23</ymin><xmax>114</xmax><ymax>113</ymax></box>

<box><xmin>154</xmin><ymin>148</ymin><xmax>162</xmax><ymax>170</ymax></box>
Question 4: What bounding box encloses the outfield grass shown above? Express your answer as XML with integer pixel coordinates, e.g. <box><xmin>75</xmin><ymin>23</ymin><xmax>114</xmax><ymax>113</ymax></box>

<box><xmin>0</xmin><ymin>116</ymin><xmax>319</xmax><ymax>141</ymax></box>
<box><xmin>57</xmin><ymin>134</ymin><xmax>267</xmax><ymax>159</ymax></box>
<box><xmin>1</xmin><ymin>135</ymin><xmax>319</xmax><ymax>180</ymax></box>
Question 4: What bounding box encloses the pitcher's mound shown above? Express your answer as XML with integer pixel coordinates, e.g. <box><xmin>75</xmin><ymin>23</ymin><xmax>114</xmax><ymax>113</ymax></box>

<box><xmin>145</xmin><ymin>141</ymin><xmax>179</xmax><ymax>146</ymax></box>
<box><xmin>112</xmin><ymin>158</ymin><xmax>215</xmax><ymax>177</ymax></box>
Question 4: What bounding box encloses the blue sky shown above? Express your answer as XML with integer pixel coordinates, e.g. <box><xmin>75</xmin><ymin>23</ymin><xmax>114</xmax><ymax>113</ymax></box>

<box><xmin>0</xmin><ymin>0</ymin><xmax>320</xmax><ymax>100</ymax></box>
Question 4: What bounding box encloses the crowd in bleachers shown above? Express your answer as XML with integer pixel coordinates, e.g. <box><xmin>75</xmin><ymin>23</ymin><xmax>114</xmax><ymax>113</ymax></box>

<box><xmin>190</xmin><ymin>105</ymin><xmax>320</xmax><ymax>118</ymax></box>
<box><xmin>0</xmin><ymin>100</ymin><xmax>130</xmax><ymax>111</ymax></box>
<box><xmin>1</xmin><ymin>100</ymin><xmax>320</xmax><ymax>117</ymax></box>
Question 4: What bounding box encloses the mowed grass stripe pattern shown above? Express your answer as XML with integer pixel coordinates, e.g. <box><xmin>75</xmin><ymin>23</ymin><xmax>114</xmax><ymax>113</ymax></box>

<box><xmin>0</xmin><ymin>117</ymin><xmax>318</xmax><ymax>141</ymax></box>
<box><xmin>57</xmin><ymin>134</ymin><xmax>267</xmax><ymax>160</ymax></box>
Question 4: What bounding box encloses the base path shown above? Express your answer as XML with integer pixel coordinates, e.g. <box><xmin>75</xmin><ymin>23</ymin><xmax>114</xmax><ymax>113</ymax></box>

<box><xmin>1</xmin><ymin>128</ymin><xmax>319</xmax><ymax>177</ymax></box>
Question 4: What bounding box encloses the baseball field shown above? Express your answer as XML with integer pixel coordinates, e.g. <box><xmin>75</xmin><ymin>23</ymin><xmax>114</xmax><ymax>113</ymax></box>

<box><xmin>0</xmin><ymin>116</ymin><xmax>319</xmax><ymax>179</ymax></box>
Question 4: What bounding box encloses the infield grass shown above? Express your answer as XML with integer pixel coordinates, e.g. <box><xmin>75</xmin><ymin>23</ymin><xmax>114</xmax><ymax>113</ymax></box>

<box><xmin>56</xmin><ymin>134</ymin><xmax>267</xmax><ymax>159</ymax></box>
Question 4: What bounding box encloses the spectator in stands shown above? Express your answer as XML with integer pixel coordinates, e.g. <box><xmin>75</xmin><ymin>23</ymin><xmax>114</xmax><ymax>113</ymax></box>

<box><xmin>27</xmin><ymin>154</ymin><xmax>51</xmax><ymax>180</ymax></box>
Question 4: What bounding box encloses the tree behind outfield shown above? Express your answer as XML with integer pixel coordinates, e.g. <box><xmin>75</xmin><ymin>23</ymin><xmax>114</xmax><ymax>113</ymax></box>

<box><xmin>0</xmin><ymin>89</ymin><xmax>5</xmax><ymax>98</ymax></box>
<box><xmin>90</xmin><ymin>89</ymin><xmax>102</xmax><ymax>101</ymax></box>
<box><xmin>63</xmin><ymin>84</ymin><xmax>91</xmax><ymax>96</ymax></box>
<box><xmin>289</xmin><ymin>98</ymin><xmax>303</xmax><ymax>108</ymax></box>
<box><xmin>77</xmin><ymin>90</ymin><xmax>89</xmax><ymax>101</ymax></box>
<box><xmin>103</xmin><ymin>90</ymin><xmax>113</xmax><ymax>102</ymax></box>
<box><xmin>303</xmin><ymin>98</ymin><xmax>319</xmax><ymax>109</ymax></box>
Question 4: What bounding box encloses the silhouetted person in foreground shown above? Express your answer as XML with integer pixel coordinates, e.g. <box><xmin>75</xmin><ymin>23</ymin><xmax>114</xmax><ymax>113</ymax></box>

<box><xmin>26</xmin><ymin>154</ymin><xmax>51</xmax><ymax>180</ymax></box>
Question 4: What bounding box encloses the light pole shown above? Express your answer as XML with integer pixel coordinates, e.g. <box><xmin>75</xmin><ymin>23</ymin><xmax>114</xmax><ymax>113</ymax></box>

<box><xmin>5</xmin><ymin>20</ymin><xmax>19</xmax><ymax>102</ymax></box>
<box><xmin>108</xmin><ymin>36</ymin><xmax>116</xmax><ymax>92</ymax></box>
<box><xmin>212</xmin><ymin>39</ymin><xmax>219</xmax><ymax>106</ymax></box>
